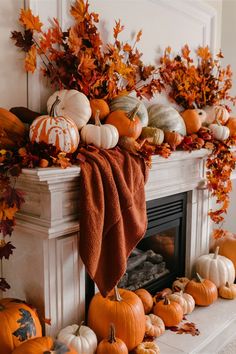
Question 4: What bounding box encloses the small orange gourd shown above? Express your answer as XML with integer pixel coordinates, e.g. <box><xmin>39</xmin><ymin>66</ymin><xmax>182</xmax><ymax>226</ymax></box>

<box><xmin>164</xmin><ymin>131</ymin><xmax>183</xmax><ymax>150</ymax></box>
<box><xmin>90</xmin><ymin>98</ymin><xmax>110</xmax><ymax>120</ymax></box>
<box><xmin>96</xmin><ymin>324</ymin><xmax>128</xmax><ymax>354</ymax></box>
<box><xmin>153</xmin><ymin>297</ymin><xmax>183</xmax><ymax>327</ymax></box>
<box><xmin>134</xmin><ymin>288</ymin><xmax>153</xmax><ymax>314</ymax></box>
<box><xmin>106</xmin><ymin>104</ymin><xmax>142</xmax><ymax>140</ymax></box>
<box><xmin>185</xmin><ymin>273</ymin><xmax>218</xmax><ymax>306</ymax></box>
<box><xmin>0</xmin><ymin>108</ymin><xmax>26</xmax><ymax>147</ymax></box>
<box><xmin>181</xmin><ymin>109</ymin><xmax>203</xmax><ymax>134</ymax></box>
<box><xmin>218</xmin><ymin>282</ymin><xmax>236</xmax><ymax>300</ymax></box>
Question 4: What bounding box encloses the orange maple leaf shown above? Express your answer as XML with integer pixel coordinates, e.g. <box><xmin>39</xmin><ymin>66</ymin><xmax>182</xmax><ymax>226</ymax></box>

<box><xmin>70</xmin><ymin>0</ymin><xmax>88</xmax><ymax>23</ymax></box>
<box><xmin>4</xmin><ymin>204</ymin><xmax>19</xmax><ymax>220</ymax></box>
<box><xmin>24</xmin><ymin>45</ymin><xmax>37</xmax><ymax>73</ymax></box>
<box><xmin>19</xmin><ymin>8</ymin><xmax>42</xmax><ymax>32</ymax></box>
<box><xmin>113</xmin><ymin>20</ymin><xmax>124</xmax><ymax>39</ymax></box>
<box><xmin>197</xmin><ymin>46</ymin><xmax>211</xmax><ymax>61</ymax></box>
<box><xmin>78</xmin><ymin>53</ymin><xmax>96</xmax><ymax>74</ymax></box>
<box><xmin>68</xmin><ymin>27</ymin><xmax>82</xmax><ymax>55</ymax></box>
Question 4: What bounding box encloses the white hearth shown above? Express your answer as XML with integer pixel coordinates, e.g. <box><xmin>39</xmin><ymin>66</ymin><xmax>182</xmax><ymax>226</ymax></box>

<box><xmin>2</xmin><ymin>149</ymin><xmax>236</xmax><ymax>353</ymax></box>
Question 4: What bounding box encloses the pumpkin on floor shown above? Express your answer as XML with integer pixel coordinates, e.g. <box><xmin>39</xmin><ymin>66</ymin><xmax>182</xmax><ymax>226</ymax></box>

<box><xmin>87</xmin><ymin>287</ymin><xmax>146</xmax><ymax>351</ymax></box>
<box><xmin>0</xmin><ymin>298</ymin><xmax>42</xmax><ymax>354</ymax></box>
<box><xmin>109</xmin><ymin>95</ymin><xmax>149</xmax><ymax>127</ymax></box>
<box><xmin>218</xmin><ymin>282</ymin><xmax>236</xmax><ymax>300</ymax></box>
<box><xmin>148</xmin><ymin>104</ymin><xmax>186</xmax><ymax>136</ymax></box>
<box><xmin>135</xmin><ymin>341</ymin><xmax>160</xmax><ymax>354</ymax></box>
<box><xmin>96</xmin><ymin>324</ymin><xmax>128</xmax><ymax>354</ymax></box>
<box><xmin>172</xmin><ymin>277</ymin><xmax>190</xmax><ymax>292</ymax></box>
<box><xmin>145</xmin><ymin>313</ymin><xmax>165</xmax><ymax>337</ymax></box>
<box><xmin>106</xmin><ymin>104</ymin><xmax>142</xmax><ymax>140</ymax></box>
<box><xmin>153</xmin><ymin>296</ymin><xmax>183</xmax><ymax>327</ymax></box>
<box><xmin>57</xmin><ymin>322</ymin><xmax>97</xmax><ymax>354</ymax></box>
<box><xmin>90</xmin><ymin>98</ymin><xmax>110</xmax><ymax>121</ymax></box>
<box><xmin>11</xmin><ymin>337</ymin><xmax>77</xmax><ymax>354</ymax></box>
<box><xmin>134</xmin><ymin>288</ymin><xmax>153</xmax><ymax>314</ymax></box>
<box><xmin>195</xmin><ymin>246</ymin><xmax>235</xmax><ymax>288</ymax></box>
<box><xmin>185</xmin><ymin>273</ymin><xmax>218</xmax><ymax>306</ymax></box>
<box><xmin>81</xmin><ymin>110</ymin><xmax>119</xmax><ymax>149</ymax></box>
<box><xmin>212</xmin><ymin>231</ymin><xmax>236</xmax><ymax>270</ymax></box>
<box><xmin>0</xmin><ymin>108</ymin><xmax>26</xmax><ymax>148</ymax></box>
<box><xmin>47</xmin><ymin>89</ymin><xmax>91</xmax><ymax>129</ymax></box>
<box><xmin>30</xmin><ymin>96</ymin><xmax>80</xmax><ymax>153</ymax></box>
<box><xmin>168</xmin><ymin>291</ymin><xmax>195</xmax><ymax>315</ymax></box>
<box><xmin>180</xmin><ymin>109</ymin><xmax>203</xmax><ymax>134</ymax></box>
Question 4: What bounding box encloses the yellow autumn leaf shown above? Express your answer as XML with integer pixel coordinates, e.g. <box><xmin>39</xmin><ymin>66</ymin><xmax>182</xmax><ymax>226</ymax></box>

<box><xmin>25</xmin><ymin>45</ymin><xmax>37</xmax><ymax>73</ymax></box>
<box><xmin>19</xmin><ymin>8</ymin><xmax>42</xmax><ymax>32</ymax></box>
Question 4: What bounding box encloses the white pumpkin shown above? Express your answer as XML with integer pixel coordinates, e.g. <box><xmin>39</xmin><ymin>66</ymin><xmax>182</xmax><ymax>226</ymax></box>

<box><xmin>81</xmin><ymin>111</ymin><xmax>119</xmax><ymax>149</ymax></box>
<box><xmin>204</xmin><ymin>105</ymin><xmax>230</xmax><ymax>125</ymax></box>
<box><xmin>57</xmin><ymin>323</ymin><xmax>97</xmax><ymax>354</ymax></box>
<box><xmin>30</xmin><ymin>96</ymin><xmax>80</xmax><ymax>153</ymax></box>
<box><xmin>195</xmin><ymin>246</ymin><xmax>235</xmax><ymax>288</ymax></box>
<box><xmin>168</xmin><ymin>291</ymin><xmax>195</xmax><ymax>315</ymax></box>
<box><xmin>109</xmin><ymin>95</ymin><xmax>149</xmax><ymax>127</ymax></box>
<box><xmin>148</xmin><ymin>104</ymin><xmax>186</xmax><ymax>136</ymax></box>
<box><xmin>145</xmin><ymin>314</ymin><xmax>165</xmax><ymax>337</ymax></box>
<box><xmin>47</xmin><ymin>89</ymin><xmax>91</xmax><ymax>129</ymax></box>
<box><xmin>209</xmin><ymin>121</ymin><xmax>230</xmax><ymax>141</ymax></box>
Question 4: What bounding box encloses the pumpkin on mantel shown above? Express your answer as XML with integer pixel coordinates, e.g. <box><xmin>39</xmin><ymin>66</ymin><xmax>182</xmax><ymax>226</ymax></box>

<box><xmin>87</xmin><ymin>287</ymin><xmax>146</xmax><ymax>351</ymax></box>
<box><xmin>0</xmin><ymin>108</ymin><xmax>26</xmax><ymax>148</ymax></box>
<box><xmin>11</xmin><ymin>337</ymin><xmax>77</xmax><ymax>354</ymax></box>
<box><xmin>195</xmin><ymin>246</ymin><xmax>235</xmax><ymax>288</ymax></box>
<box><xmin>30</xmin><ymin>96</ymin><xmax>80</xmax><ymax>153</ymax></box>
<box><xmin>226</xmin><ymin>117</ymin><xmax>236</xmax><ymax>137</ymax></box>
<box><xmin>47</xmin><ymin>89</ymin><xmax>91</xmax><ymax>129</ymax></box>
<box><xmin>0</xmin><ymin>298</ymin><xmax>42</xmax><ymax>354</ymax></box>
<box><xmin>180</xmin><ymin>109</ymin><xmax>204</xmax><ymax>134</ymax></box>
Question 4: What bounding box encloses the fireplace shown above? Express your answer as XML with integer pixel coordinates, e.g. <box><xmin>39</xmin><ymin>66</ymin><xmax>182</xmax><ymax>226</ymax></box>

<box><xmin>118</xmin><ymin>192</ymin><xmax>187</xmax><ymax>294</ymax></box>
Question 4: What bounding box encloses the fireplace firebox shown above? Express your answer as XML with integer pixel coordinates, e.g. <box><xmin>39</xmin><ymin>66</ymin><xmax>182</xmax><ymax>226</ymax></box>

<box><xmin>86</xmin><ymin>192</ymin><xmax>187</xmax><ymax>311</ymax></box>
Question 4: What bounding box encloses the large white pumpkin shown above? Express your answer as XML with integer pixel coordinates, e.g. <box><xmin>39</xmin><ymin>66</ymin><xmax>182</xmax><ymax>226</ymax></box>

<box><xmin>57</xmin><ymin>323</ymin><xmax>97</xmax><ymax>354</ymax></box>
<box><xmin>30</xmin><ymin>97</ymin><xmax>80</xmax><ymax>153</ymax></box>
<box><xmin>148</xmin><ymin>104</ymin><xmax>186</xmax><ymax>135</ymax></box>
<box><xmin>47</xmin><ymin>89</ymin><xmax>91</xmax><ymax>129</ymax></box>
<box><xmin>195</xmin><ymin>246</ymin><xmax>235</xmax><ymax>288</ymax></box>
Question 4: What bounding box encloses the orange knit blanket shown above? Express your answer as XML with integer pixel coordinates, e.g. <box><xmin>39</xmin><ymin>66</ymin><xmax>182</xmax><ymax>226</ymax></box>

<box><xmin>78</xmin><ymin>147</ymin><xmax>149</xmax><ymax>297</ymax></box>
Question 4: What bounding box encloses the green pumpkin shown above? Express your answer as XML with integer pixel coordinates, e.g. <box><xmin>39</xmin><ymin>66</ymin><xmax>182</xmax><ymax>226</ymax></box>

<box><xmin>109</xmin><ymin>95</ymin><xmax>148</xmax><ymax>127</ymax></box>
<box><xmin>148</xmin><ymin>104</ymin><xmax>186</xmax><ymax>135</ymax></box>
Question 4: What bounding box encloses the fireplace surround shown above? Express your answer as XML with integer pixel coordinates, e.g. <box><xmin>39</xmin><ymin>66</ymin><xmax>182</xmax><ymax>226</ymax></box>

<box><xmin>2</xmin><ymin>149</ymin><xmax>211</xmax><ymax>337</ymax></box>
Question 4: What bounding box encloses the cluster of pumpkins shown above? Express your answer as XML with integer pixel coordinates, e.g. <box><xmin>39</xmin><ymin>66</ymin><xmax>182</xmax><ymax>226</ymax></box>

<box><xmin>1</xmin><ymin>89</ymin><xmax>236</xmax><ymax>155</ymax></box>
<box><xmin>2</xmin><ymin>245</ymin><xmax>236</xmax><ymax>354</ymax></box>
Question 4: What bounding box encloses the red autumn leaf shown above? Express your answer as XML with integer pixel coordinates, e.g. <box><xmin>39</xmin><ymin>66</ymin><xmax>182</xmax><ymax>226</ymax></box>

<box><xmin>0</xmin><ymin>278</ymin><xmax>11</xmax><ymax>292</ymax></box>
<box><xmin>19</xmin><ymin>8</ymin><xmax>42</xmax><ymax>32</ymax></box>
<box><xmin>0</xmin><ymin>241</ymin><xmax>16</xmax><ymax>260</ymax></box>
<box><xmin>11</xmin><ymin>30</ymin><xmax>34</xmax><ymax>52</ymax></box>
<box><xmin>3</xmin><ymin>186</ymin><xmax>25</xmax><ymax>209</ymax></box>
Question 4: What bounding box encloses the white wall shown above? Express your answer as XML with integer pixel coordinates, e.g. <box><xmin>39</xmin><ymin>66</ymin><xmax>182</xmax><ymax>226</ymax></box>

<box><xmin>0</xmin><ymin>0</ymin><xmax>27</xmax><ymax>109</ymax></box>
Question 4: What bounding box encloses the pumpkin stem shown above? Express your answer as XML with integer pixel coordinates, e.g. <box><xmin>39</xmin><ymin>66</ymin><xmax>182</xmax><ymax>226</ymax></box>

<box><xmin>195</xmin><ymin>273</ymin><xmax>204</xmax><ymax>283</ymax></box>
<box><xmin>163</xmin><ymin>296</ymin><xmax>170</xmax><ymax>305</ymax></box>
<box><xmin>50</xmin><ymin>96</ymin><xmax>61</xmax><ymax>117</ymax></box>
<box><xmin>74</xmin><ymin>321</ymin><xmax>84</xmax><ymax>336</ymax></box>
<box><xmin>213</xmin><ymin>246</ymin><xmax>219</xmax><ymax>259</ymax></box>
<box><xmin>108</xmin><ymin>323</ymin><xmax>117</xmax><ymax>343</ymax></box>
<box><xmin>226</xmin><ymin>281</ymin><xmax>230</xmax><ymax>288</ymax></box>
<box><xmin>94</xmin><ymin>110</ymin><xmax>102</xmax><ymax>126</ymax></box>
<box><xmin>127</xmin><ymin>102</ymin><xmax>141</xmax><ymax>121</ymax></box>
<box><xmin>114</xmin><ymin>286</ymin><xmax>122</xmax><ymax>302</ymax></box>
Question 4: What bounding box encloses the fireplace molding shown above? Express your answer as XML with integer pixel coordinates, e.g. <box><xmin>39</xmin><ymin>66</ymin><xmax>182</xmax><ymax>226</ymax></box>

<box><xmin>3</xmin><ymin>149</ymin><xmax>211</xmax><ymax>336</ymax></box>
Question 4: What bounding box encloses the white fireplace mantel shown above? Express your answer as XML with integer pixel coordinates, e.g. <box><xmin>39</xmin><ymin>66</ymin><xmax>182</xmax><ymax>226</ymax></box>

<box><xmin>2</xmin><ymin>149</ymin><xmax>214</xmax><ymax>338</ymax></box>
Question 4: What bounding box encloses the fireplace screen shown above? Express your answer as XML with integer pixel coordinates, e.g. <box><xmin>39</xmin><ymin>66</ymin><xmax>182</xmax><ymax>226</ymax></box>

<box><xmin>118</xmin><ymin>192</ymin><xmax>187</xmax><ymax>293</ymax></box>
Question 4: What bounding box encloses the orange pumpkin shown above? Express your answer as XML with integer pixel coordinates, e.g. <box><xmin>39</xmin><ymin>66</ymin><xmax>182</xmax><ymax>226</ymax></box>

<box><xmin>0</xmin><ymin>108</ymin><xmax>26</xmax><ymax>147</ymax></box>
<box><xmin>106</xmin><ymin>104</ymin><xmax>142</xmax><ymax>140</ymax></box>
<box><xmin>29</xmin><ymin>96</ymin><xmax>80</xmax><ymax>153</ymax></box>
<box><xmin>11</xmin><ymin>337</ymin><xmax>77</xmax><ymax>354</ymax></box>
<box><xmin>153</xmin><ymin>297</ymin><xmax>183</xmax><ymax>327</ymax></box>
<box><xmin>212</xmin><ymin>231</ymin><xmax>236</xmax><ymax>269</ymax></box>
<box><xmin>185</xmin><ymin>273</ymin><xmax>218</xmax><ymax>306</ymax></box>
<box><xmin>226</xmin><ymin>117</ymin><xmax>236</xmax><ymax>137</ymax></box>
<box><xmin>134</xmin><ymin>288</ymin><xmax>153</xmax><ymax>314</ymax></box>
<box><xmin>164</xmin><ymin>131</ymin><xmax>183</xmax><ymax>150</ymax></box>
<box><xmin>96</xmin><ymin>324</ymin><xmax>128</xmax><ymax>354</ymax></box>
<box><xmin>88</xmin><ymin>287</ymin><xmax>146</xmax><ymax>351</ymax></box>
<box><xmin>180</xmin><ymin>109</ymin><xmax>203</xmax><ymax>134</ymax></box>
<box><xmin>0</xmin><ymin>298</ymin><xmax>42</xmax><ymax>354</ymax></box>
<box><xmin>90</xmin><ymin>98</ymin><xmax>110</xmax><ymax>121</ymax></box>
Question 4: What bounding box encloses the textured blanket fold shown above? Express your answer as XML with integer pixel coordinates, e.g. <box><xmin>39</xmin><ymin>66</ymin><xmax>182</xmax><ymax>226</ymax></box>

<box><xmin>78</xmin><ymin>147</ymin><xmax>149</xmax><ymax>297</ymax></box>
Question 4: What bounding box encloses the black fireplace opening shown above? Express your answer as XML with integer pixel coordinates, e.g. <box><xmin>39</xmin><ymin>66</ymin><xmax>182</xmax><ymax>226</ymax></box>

<box><xmin>85</xmin><ymin>192</ymin><xmax>187</xmax><ymax>312</ymax></box>
<box><xmin>118</xmin><ymin>192</ymin><xmax>187</xmax><ymax>294</ymax></box>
